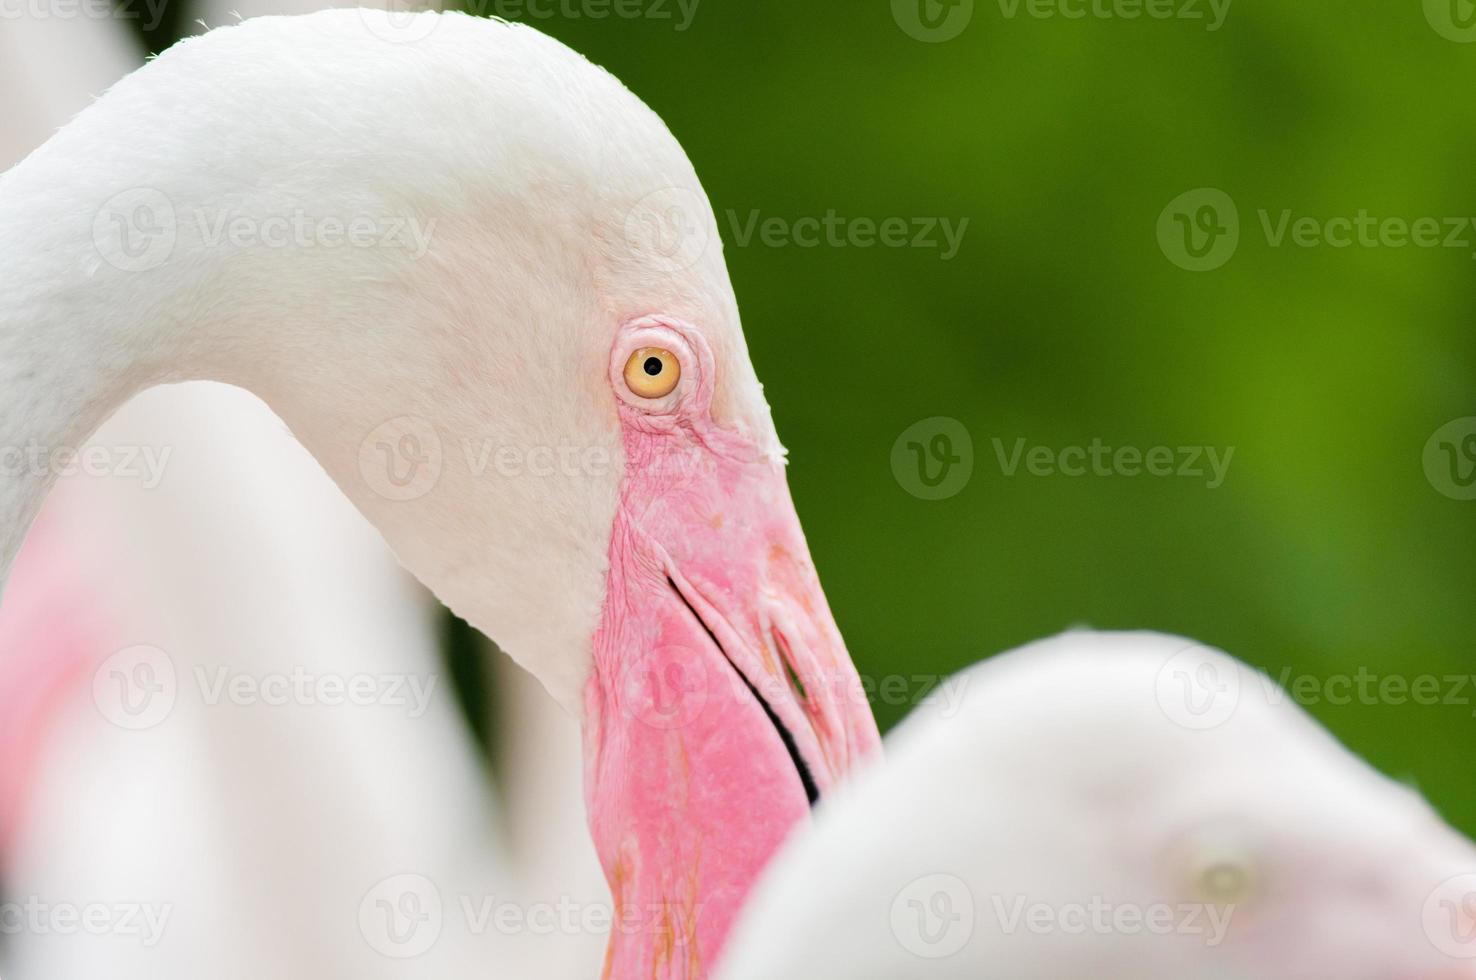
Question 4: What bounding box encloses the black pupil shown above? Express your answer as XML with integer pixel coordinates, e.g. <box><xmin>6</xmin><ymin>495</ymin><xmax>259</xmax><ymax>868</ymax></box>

<box><xmin>643</xmin><ymin>356</ymin><xmax>663</xmax><ymax>376</ymax></box>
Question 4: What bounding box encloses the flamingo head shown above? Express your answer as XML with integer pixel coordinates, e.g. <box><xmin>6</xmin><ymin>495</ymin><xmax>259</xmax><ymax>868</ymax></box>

<box><xmin>0</xmin><ymin>13</ymin><xmax>883</xmax><ymax>973</ymax></box>
<box><xmin>716</xmin><ymin>632</ymin><xmax>1476</xmax><ymax>980</ymax></box>
<box><xmin>256</xmin><ymin>20</ymin><xmax>890</xmax><ymax>971</ymax></box>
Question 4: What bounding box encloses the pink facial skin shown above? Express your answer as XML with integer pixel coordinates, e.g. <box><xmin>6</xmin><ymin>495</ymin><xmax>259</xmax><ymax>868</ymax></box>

<box><xmin>584</xmin><ymin>316</ymin><xmax>883</xmax><ymax>980</ymax></box>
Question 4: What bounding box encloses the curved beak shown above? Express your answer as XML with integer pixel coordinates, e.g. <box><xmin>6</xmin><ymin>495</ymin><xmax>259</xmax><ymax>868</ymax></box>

<box><xmin>582</xmin><ymin>427</ymin><xmax>881</xmax><ymax>979</ymax></box>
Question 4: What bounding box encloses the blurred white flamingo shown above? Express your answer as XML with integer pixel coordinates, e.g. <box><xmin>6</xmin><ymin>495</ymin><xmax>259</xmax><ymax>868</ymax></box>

<box><xmin>718</xmin><ymin>632</ymin><xmax>1476</xmax><ymax>980</ymax></box>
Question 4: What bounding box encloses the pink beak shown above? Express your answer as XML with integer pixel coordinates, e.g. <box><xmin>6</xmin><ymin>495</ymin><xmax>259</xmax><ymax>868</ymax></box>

<box><xmin>583</xmin><ymin>324</ymin><xmax>881</xmax><ymax>979</ymax></box>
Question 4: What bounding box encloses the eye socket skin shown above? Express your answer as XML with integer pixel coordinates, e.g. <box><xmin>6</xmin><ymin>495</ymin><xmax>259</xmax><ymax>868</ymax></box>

<box><xmin>623</xmin><ymin>347</ymin><xmax>681</xmax><ymax>399</ymax></box>
<box><xmin>607</xmin><ymin>316</ymin><xmax>711</xmax><ymax>421</ymax></box>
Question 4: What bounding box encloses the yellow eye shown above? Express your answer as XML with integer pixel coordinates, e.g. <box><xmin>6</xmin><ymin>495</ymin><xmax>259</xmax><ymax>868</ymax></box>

<box><xmin>623</xmin><ymin>347</ymin><xmax>681</xmax><ymax>399</ymax></box>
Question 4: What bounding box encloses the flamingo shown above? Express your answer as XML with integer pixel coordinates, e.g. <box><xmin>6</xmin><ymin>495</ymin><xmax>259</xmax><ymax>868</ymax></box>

<box><xmin>0</xmin><ymin>10</ymin><xmax>882</xmax><ymax>977</ymax></box>
<box><xmin>716</xmin><ymin>631</ymin><xmax>1476</xmax><ymax>979</ymax></box>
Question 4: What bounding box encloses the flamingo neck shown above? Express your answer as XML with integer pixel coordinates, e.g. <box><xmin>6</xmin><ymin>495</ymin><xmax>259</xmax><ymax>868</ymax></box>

<box><xmin>0</xmin><ymin>185</ymin><xmax>151</xmax><ymax>581</ymax></box>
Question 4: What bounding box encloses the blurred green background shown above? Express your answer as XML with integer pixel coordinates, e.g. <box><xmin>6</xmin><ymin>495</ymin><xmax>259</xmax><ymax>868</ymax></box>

<box><xmin>127</xmin><ymin>0</ymin><xmax>1476</xmax><ymax>834</ymax></box>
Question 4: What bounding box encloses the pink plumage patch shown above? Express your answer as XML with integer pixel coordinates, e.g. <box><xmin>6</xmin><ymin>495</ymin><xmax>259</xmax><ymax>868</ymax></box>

<box><xmin>0</xmin><ymin>509</ymin><xmax>111</xmax><ymax>865</ymax></box>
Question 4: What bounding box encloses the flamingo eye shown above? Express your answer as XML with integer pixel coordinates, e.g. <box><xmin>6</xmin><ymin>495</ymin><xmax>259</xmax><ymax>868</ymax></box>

<box><xmin>623</xmin><ymin>347</ymin><xmax>681</xmax><ymax>399</ymax></box>
<box><xmin>1193</xmin><ymin>859</ymin><xmax>1255</xmax><ymax>904</ymax></box>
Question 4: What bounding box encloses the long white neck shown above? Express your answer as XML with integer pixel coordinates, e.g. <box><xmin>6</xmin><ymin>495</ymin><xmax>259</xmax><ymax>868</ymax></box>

<box><xmin>0</xmin><ymin>195</ymin><xmax>140</xmax><ymax>577</ymax></box>
<box><xmin>0</xmin><ymin>8</ymin><xmax>143</xmax><ymax>579</ymax></box>
<box><xmin>0</xmin><ymin>134</ymin><xmax>409</xmax><ymax>579</ymax></box>
<box><xmin>0</xmin><ymin>27</ymin><xmax>412</xmax><ymax>575</ymax></box>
